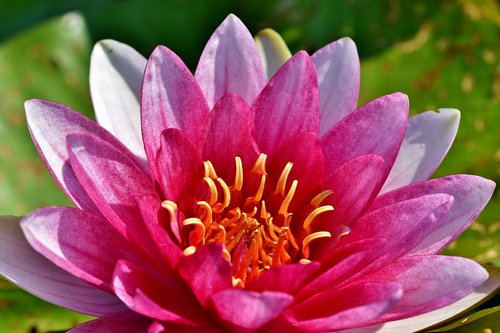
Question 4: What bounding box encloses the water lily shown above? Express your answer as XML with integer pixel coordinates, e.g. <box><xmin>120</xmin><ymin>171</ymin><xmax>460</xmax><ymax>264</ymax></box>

<box><xmin>0</xmin><ymin>14</ymin><xmax>497</xmax><ymax>332</ymax></box>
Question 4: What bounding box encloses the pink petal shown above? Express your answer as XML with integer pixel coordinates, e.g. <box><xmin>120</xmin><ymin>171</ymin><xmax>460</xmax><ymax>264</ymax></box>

<box><xmin>195</xmin><ymin>14</ymin><xmax>266</xmax><ymax>108</ymax></box>
<box><xmin>178</xmin><ymin>243</ymin><xmax>232</xmax><ymax>306</ymax></box>
<box><xmin>113</xmin><ymin>260</ymin><xmax>208</xmax><ymax>325</ymax></box>
<box><xmin>0</xmin><ymin>216</ymin><xmax>126</xmax><ymax>316</ymax></box>
<box><xmin>21</xmin><ymin>207</ymin><xmax>145</xmax><ymax>292</ymax></box>
<box><xmin>319</xmin><ymin>154</ymin><xmax>385</xmax><ymax>232</ymax></box>
<box><xmin>156</xmin><ymin>128</ymin><xmax>204</xmax><ymax>207</ymax></box>
<box><xmin>371</xmin><ymin>175</ymin><xmax>495</xmax><ymax>255</ymax></box>
<box><xmin>68</xmin><ymin>311</ymin><xmax>152</xmax><ymax>332</ymax></box>
<box><xmin>284</xmin><ymin>282</ymin><xmax>402</xmax><ymax>331</ymax></box>
<box><xmin>210</xmin><ymin>289</ymin><xmax>293</xmax><ymax>331</ymax></box>
<box><xmin>346</xmin><ymin>194</ymin><xmax>454</xmax><ymax>278</ymax></box>
<box><xmin>312</xmin><ymin>37</ymin><xmax>360</xmax><ymax>136</ymax></box>
<box><xmin>253</xmin><ymin>51</ymin><xmax>320</xmax><ymax>154</ymax></box>
<box><xmin>148</xmin><ymin>322</ymin><xmax>224</xmax><ymax>333</ymax></box>
<box><xmin>142</xmin><ymin>45</ymin><xmax>210</xmax><ymax>178</ymax></box>
<box><xmin>67</xmin><ymin>133</ymin><xmax>164</xmax><ymax>262</ymax></box>
<box><xmin>345</xmin><ymin>266</ymin><xmax>500</xmax><ymax>332</ymax></box>
<box><xmin>90</xmin><ymin>39</ymin><xmax>147</xmax><ymax>161</ymax></box>
<box><xmin>268</xmin><ymin>132</ymin><xmax>324</xmax><ymax>205</ymax></box>
<box><xmin>321</xmin><ymin>93</ymin><xmax>408</xmax><ymax>177</ymax></box>
<box><xmin>202</xmin><ymin>92</ymin><xmax>259</xmax><ymax>181</ymax></box>
<box><xmin>382</xmin><ymin>109</ymin><xmax>460</xmax><ymax>193</ymax></box>
<box><xmin>365</xmin><ymin>255</ymin><xmax>488</xmax><ymax>322</ymax></box>
<box><xmin>24</xmin><ymin>99</ymin><xmax>145</xmax><ymax>214</ymax></box>
<box><xmin>248</xmin><ymin>261</ymin><xmax>320</xmax><ymax>294</ymax></box>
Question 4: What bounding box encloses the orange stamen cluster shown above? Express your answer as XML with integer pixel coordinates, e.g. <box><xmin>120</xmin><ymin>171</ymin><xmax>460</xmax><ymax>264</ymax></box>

<box><xmin>162</xmin><ymin>154</ymin><xmax>341</xmax><ymax>287</ymax></box>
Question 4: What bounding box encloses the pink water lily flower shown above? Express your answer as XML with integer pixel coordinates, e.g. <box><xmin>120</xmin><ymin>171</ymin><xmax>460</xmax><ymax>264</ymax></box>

<box><xmin>0</xmin><ymin>14</ymin><xmax>497</xmax><ymax>332</ymax></box>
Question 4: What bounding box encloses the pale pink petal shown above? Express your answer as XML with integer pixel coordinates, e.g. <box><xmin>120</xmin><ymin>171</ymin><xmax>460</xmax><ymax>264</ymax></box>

<box><xmin>343</xmin><ymin>266</ymin><xmax>500</xmax><ymax>332</ymax></box>
<box><xmin>113</xmin><ymin>260</ymin><xmax>208</xmax><ymax>325</ymax></box>
<box><xmin>21</xmin><ymin>207</ymin><xmax>145</xmax><ymax>292</ymax></box>
<box><xmin>248</xmin><ymin>262</ymin><xmax>320</xmax><ymax>294</ymax></box>
<box><xmin>0</xmin><ymin>216</ymin><xmax>126</xmax><ymax>316</ymax></box>
<box><xmin>382</xmin><ymin>109</ymin><xmax>460</xmax><ymax>193</ymax></box>
<box><xmin>156</xmin><ymin>128</ymin><xmax>204</xmax><ymax>207</ymax></box>
<box><xmin>312</xmin><ymin>37</ymin><xmax>360</xmax><ymax>136</ymax></box>
<box><xmin>142</xmin><ymin>45</ymin><xmax>210</xmax><ymax>178</ymax></box>
<box><xmin>90</xmin><ymin>39</ymin><xmax>147</xmax><ymax>161</ymax></box>
<box><xmin>284</xmin><ymin>282</ymin><xmax>402</xmax><ymax>331</ymax></box>
<box><xmin>24</xmin><ymin>99</ymin><xmax>145</xmax><ymax>214</ymax></box>
<box><xmin>371</xmin><ymin>175</ymin><xmax>495</xmax><ymax>255</ymax></box>
<box><xmin>178</xmin><ymin>243</ymin><xmax>232</xmax><ymax>306</ymax></box>
<box><xmin>321</xmin><ymin>93</ymin><xmax>408</xmax><ymax>177</ymax></box>
<box><xmin>68</xmin><ymin>311</ymin><xmax>152</xmax><ymax>332</ymax></box>
<box><xmin>195</xmin><ymin>14</ymin><xmax>266</xmax><ymax>108</ymax></box>
<box><xmin>253</xmin><ymin>51</ymin><xmax>320</xmax><ymax>154</ymax></box>
<box><xmin>67</xmin><ymin>133</ymin><xmax>164</xmax><ymax>262</ymax></box>
<box><xmin>365</xmin><ymin>255</ymin><xmax>489</xmax><ymax>322</ymax></box>
<box><xmin>202</xmin><ymin>92</ymin><xmax>259</xmax><ymax>181</ymax></box>
<box><xmin>211</xmin><ymin>289</ymin><xmax>293</xmax><ymax>331</ymax></box>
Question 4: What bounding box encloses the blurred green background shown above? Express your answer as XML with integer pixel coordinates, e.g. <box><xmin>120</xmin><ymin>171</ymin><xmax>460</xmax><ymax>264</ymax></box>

<box><xmin>0</xmin><ymin>0</ymin><xmax>498</xmax><ymax>331</ymax></box>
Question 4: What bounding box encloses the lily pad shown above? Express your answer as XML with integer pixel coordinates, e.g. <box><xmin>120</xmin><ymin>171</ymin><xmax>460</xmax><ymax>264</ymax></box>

<box><xmin>0</xmin><ymin>12</ymin><xmax>94</xmax><ymax>216</ymax></box>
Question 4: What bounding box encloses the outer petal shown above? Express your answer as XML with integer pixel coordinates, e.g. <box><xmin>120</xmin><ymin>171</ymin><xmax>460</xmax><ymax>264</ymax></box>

<box><xmin>68</xmin><ymin>311</ymin><xmax>152</xmax><ymax>333</ymax></box>
<box><xmin>321</xmin><ymin>93</ymin><xmax>408</xmax><ymax>178</ymax></box>
<box><xmin>346</xmin><ymin>194</ymin><xmax>454</xmax><ymax>278</ymax></box>
<box><xmin>202</xmin><ymin>92</ymin><xmax>259</xmax><ymax>181</ymax></box>
<box><xmin>113</xmin><ymin>260</ymin><xmax>207</xmax><ymax>325</ymax></box>
<box><xmin>67</xmin><ymin>133</ymin><xmax>164</xmax><ymax>263</ymax></box>
<box><xmin>24</xmin><ymin>99</ymin><xmax>145</xmax><ymax>213</ymax></box>
<box><xmin>195</xmin><ymin>14</ymin><xmax>266</xmax><ymax>108</ymax></box>
<box><xmin>371</xmin><ymin>175</ymin><xmax>495</xmax><ymax>255</ymax></box>
<box><xmin>343</xmin><ymin>266</ymin><xmax>500</xmax><ymax>332</ymax></box>
<box><xmin>254</xmin><ymin>28</ymin><xmax>292</xmax><ymax>80</ymax></box>
<box><xmin>253</xmin><ymin>51</ymin><xmax>320</xmax><ymax>154</ymax></box>
<box><xmin>211</xmin><ymin>289</ymin><xmax>293</xmax><ymax>331</ymax></box>
<box><xmin>142</xmin><ymin>45</ymin><xmax>210</xmax><ymax>178</ymax></box>
<box><xmin>90</xmin><ymin>39</ymin><xmax>147</xmax><ymax>161</ymax></box>
<box><xmin>0</xmin><ymin>216</ymin><xmax>126</xmax><ymax>316</ymax></box>
<box><xmin>178</xmin><ymin>243</ymin><xmax>232</xmax><ymax>306</ymax></box>
<box><xmin>364</xmin><ymin>255</ymin><xmax>489</xmax><ymax>322</ymax></box>
<box><xmin>283</xmin><ymin>282</ymin><xmax>402</xmax><ymax>331</ymax></box>
<box><xmin>312</xmin><ymin>37</ymin><xmax>360</xmax><ymax>136</ymax></box>
<box><xmin>21</xmin><ymin>207</ymin><xmax>144</xmax><ymax>291</ymax></box>
<box><xmin>382</xmin><ymin>109</ymin><xmax>460</xmax><ymax>193</ymax></box>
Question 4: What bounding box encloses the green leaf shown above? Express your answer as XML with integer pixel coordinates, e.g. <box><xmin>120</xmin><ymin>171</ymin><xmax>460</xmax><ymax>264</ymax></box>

<box><xmin>0</xmin><ymin>12</ymin><xmax>94</xmax><ymax>216</ymax></box>
<box><xmin>428</xmin><ymin>306</ymin><xmax>500</xmax><ymax>332</ymax></box>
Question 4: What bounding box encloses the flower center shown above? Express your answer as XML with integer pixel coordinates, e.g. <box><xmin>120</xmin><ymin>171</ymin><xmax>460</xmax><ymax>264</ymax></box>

<box><xmin>162</xmin><ymin>153</ymin><xmax>343</xmax><ymax>287</ymax></box>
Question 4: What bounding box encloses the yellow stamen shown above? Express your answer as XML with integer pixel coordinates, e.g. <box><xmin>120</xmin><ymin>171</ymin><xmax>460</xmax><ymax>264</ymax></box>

<box><xmin>202</xmin><ymin>177</ymin><xmax>218</xmax><ymax>205</ymax></box>
<box><xmin>303</xmin><ymin>205</ymin><xmax>334</xmax><ymax>233</ymax></box>
<box><xmin>299</xmin><ymin>258</ymin><xmax>312</xmax><ymax>264</ymax></box>
<box><xmin>278</xmin><ymin>180</ymin><xmax>298</xmax><ymax>216</ymax></box>
<box><xmin>302</xmin><ymin>231</ymin><xmax>331</xmax><ymax>258</ymax></box>
<box><xmin>233</xmin><ymin>156</ymin><xmax>243</xmax><ymax>191</ymax></box>
<box><xmin>183</xmin><ymin>246</ymin><xmax>196</xmax><ymax>256</ymax></box>
<box><xmin>196</xmin><ymin>201</ymin><xmax>213</xmax><ymax>226</ymax></box>
<box><xmin>310</xmin><ymin>190</ymin><xmax>334</xmax><ymax>208</ymax></box>
<box><xmin>251</xmin><ymin>153</ymin><xmax>268</xmax><ymax>175</ymax></box>
<box><xmin>203</xmin><ymin>160</ymin><xmax>218</xmax><ymax>179</ymax></box>
<box><xmin>222</xmin><ymin>248</ymin><xmax>231</xmax><ymax>262</ymax></box>
<box><xmin>161</xmin><ymin>200</ymin><xmax>177</xmax><ymax>220</ymax></box>
<box><xmin>276</xmin><ymin>162</ymin><xmax>293</xmax><ymax>196</ymax></box>
<box><xmin>213</xmin><ymin>178</ymin><xmax>231</xmax><ymax>213</ymax></box>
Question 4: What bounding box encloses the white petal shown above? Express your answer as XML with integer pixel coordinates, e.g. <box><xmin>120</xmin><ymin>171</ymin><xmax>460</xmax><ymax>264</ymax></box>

<box><xmin>254</xmin><ymin>28</ymin><xmax>292</xmax><ymax>80</ymax></box>
<box><xmin>382</xmin><ymin>109</ymin><xmax>460</xmax><ymax>193</ymax></box>
<box><xmin>312</xmin><ymin>37</ymin><xmax>360</xmax><ymax>136</ymax></box>
<box><xmin>90</xmin><ymin>39</ymin><xmax>147</xmax><ymax>161</ymax></box>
